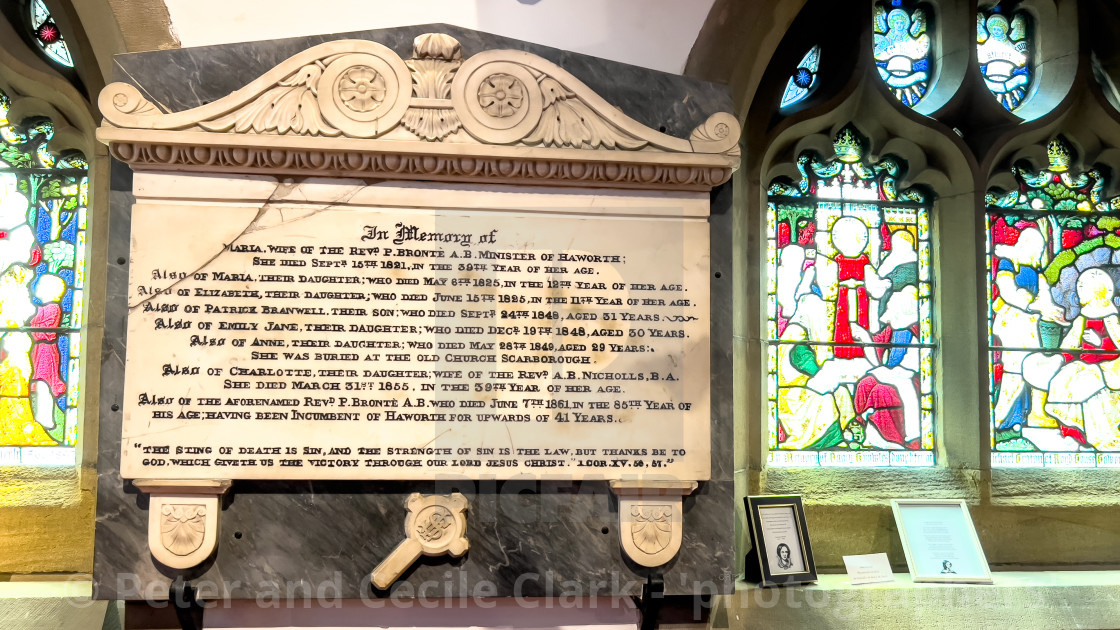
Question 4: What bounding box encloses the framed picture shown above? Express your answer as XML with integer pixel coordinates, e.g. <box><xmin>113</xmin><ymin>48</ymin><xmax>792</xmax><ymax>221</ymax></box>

<box><xmin>744</xmin><ymin>495</ymin><xmax>817</xmax><ymax>586</ymax></box>
<box><xmin>890</xmin><ymin>499</ymin><xmax>993</xmax><ymax>584</ymax></box>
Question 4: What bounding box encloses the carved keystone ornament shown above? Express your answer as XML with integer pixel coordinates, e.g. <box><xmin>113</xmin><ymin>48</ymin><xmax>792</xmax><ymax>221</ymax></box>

<box><xmin>97</xmin><ymin>33</ymin><xmax>740</xmax><ymax>191</ymax></box>
<box><xmin>372</xmin><ymin>493</ymin><xmax>470</xmax><ymax>589</ymax></box>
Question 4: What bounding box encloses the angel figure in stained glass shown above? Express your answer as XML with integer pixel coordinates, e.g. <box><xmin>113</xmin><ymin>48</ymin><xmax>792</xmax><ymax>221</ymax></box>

<box><xmin>977</xmin><ymin>11</ymin><xmax>1030</xmax><ymax>111</ymax></box>
<box><xmin>873</xmin><ymin>4</ymin><xmax>932</xmax><ymax>107</ymax></box>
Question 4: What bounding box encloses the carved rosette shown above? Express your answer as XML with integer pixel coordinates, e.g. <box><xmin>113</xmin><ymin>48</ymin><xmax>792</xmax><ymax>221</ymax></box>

<box><xmin>136</xmin><ymin>480</ymin><xmax>232</xmax><ymax>570</ymax></box>
<box><xmin>611</xmin><ymin>480</ymin><xmax>696</xmax><ymax>568</ymax></box>
<box><xmin>316</xmin><ymin>47</ymin><xmax>411</xmax><ymax>138</ymax></box>
<box><xmin>452</xmin><ymin>57</ymin><xmax>543</xmax><ymax>143</ymax></box>
<box><xmin>97</xmin><ymin>34</ymin><xmax>740</xmax><ymax>191</ymax></box>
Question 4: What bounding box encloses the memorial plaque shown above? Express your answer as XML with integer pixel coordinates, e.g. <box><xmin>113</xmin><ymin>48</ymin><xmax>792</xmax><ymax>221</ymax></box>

<box><xmin>123</xmin><ymin>198</ymin><xmax>710</xmax><ymax>480</ymax></box>
<box><xmin>96</xmin><ymin>29</ymin><xmax>740</xmax><ymax>593</ymax></box>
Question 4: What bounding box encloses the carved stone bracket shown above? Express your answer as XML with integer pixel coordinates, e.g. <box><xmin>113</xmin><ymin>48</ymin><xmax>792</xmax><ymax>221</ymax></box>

<box><xmin>133</xmin><ymin>479</ymin><xmax>232</xmax><ymax>570</ymax></box>
<box><xmin>610</xmin><ymin>479</ymin><xmax>698</xmax><ymax>568</ymax></box>
<box><xmin>97</xmin><ymin>33</ymin><xmax>740</xmax><ymax>191</ymax></box>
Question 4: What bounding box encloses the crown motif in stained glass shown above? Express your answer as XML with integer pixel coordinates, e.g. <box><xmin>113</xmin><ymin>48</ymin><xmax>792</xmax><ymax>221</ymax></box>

<box><xmin>833</xmin><ymin>126</ymin><xmax>865</xmax><ymax>163</ymax></box>
<box><xmin>1047</xmin><ymin>137</ymin><xmax>1073</xmax><ymax>172</ymax></box>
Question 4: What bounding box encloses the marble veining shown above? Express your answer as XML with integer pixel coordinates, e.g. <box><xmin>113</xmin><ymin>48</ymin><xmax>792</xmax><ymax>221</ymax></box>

<box><xmin>94</xmin><ymin>26</ymin><xmax>736</xmax><ymax>600</ymax></box>
<box><xmin>111</xmin><ymin>23</ymin><xmax>732</xmax><ymax>141</ymax></box>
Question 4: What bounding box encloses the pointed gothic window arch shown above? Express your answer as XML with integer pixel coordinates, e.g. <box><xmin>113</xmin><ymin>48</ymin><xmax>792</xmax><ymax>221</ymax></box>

<box><xmin>766</xmin><ymin>125</ymin><xmax>935</xmax><ymax>467</ymax></box>
<box><xmin>986</xmin><ymin>137</ymin><xmax>1120</xmax><ymax>467</ymax></box>
<box><xmin>0</xmin><ymin>85</ymin><xmax>87</xmax><ymax>465</ymax></box>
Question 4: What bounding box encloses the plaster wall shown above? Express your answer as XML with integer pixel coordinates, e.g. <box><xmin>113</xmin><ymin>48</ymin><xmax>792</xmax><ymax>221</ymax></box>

<box><xmin>160</xmin><ymin>0</ymin><xmax>715</xmax><ymax>74</ymax></box>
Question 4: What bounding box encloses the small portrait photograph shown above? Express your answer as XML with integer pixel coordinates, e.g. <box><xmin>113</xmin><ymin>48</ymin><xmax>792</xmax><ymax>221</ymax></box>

<box><xmin>941</xmin><ymin>560</ymin><xmax>956</xmax><ymax>574</ymax></box>
<box><xmin>775</xmin><ymin>543</ymin><xmax>794</xmax><ymax>570</ymax></box>
<box><xmin>746</xmin><ymin>495</ymin><xmax>817</xmax><ymax>585</ymax></box>
<box><xmin>758</xmin><ymin>505</ymin><xmax>806</xmax><ymax>574</ymax></box>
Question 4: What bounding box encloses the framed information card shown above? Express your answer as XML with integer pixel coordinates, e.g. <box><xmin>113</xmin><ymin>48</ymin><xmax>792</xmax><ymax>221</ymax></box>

<box><xmin>745</xmin><ymin>495</ymin><xmax>817</xmax><ymax>586</ymax></box>
<box><xmin>891</xmin><ymin>499</ymin><xmax>993</xmax><ymax>584</ymax></box>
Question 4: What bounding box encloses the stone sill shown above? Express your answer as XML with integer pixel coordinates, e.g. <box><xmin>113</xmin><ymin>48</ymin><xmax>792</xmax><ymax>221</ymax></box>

<box><xmin>717</xmin><ymin>572</ymin><xmax>1120</xmax><ymax>630</ymax></box>
<box><xmin>0</xmin><ymin>578</ymin><xmax>91</xmax><ymax>599</ymax></box>
<box><xmin>0</xmin><ymin>580</ymin><xmax>117</xmax><ymax>630</ymax></box>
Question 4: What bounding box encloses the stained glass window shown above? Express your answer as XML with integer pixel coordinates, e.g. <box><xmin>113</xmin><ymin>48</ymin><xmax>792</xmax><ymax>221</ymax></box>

<box><xmin>987</xmin><ymin>137</ymin><xmax>1120</xmax><ymax>468</ymax></box>
<box><xmin>28</xmin><ymin>0</ymin><xmax>73</xmax><ymax>69</ymax></box>
<box><xmin>780</xmin><ymin>45</ymin><xmax>821</xmax><ymax>109</ymax></box>
<box><xmin>767</xmin><ymin>125</ymin><xmax>935</xmax><ymax>467</ymax></box>
<box><xmin>0</xmin><ymin>87</ymin><xmax>86</xmax><ymax>466</ymax></box>
<box><xmin>977</xmin><ymin>6</ymin><xmax>1031</xmax><ymax>111</ymax></box>
<box><xmin>873</xmin><ymin>1</ymin><xmax>932</xmax><ymax>108</ymax></box>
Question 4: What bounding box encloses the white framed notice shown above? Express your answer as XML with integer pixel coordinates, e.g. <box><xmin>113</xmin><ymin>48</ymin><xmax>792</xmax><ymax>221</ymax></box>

<box><xmin>890</xmin><ymin>499</ymin><xmax>992</xmax><ymax>584</ymax></box>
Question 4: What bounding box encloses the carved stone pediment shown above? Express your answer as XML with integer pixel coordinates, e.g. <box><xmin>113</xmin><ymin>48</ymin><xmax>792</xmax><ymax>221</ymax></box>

<box><xmin>97</xmin><ymin>34</ymin><xmax>740</xmax><ymax>191</ymax></box>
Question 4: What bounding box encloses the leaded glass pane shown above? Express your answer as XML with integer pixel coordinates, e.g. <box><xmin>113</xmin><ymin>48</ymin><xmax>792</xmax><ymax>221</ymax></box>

<box><xmin>780</xmin><ymin>45</ymin><xmax>821</xmax><ymax>109</ymax></box>
<box><xmin>988</xmin><ymin>137</ymin><xmax>1120</xmax><ymax>467</ymax></box>
<box><xmin>0</xmin><ymin>87</ymin><xmax>86</xmax><ymax>465</ymax></box>
<box><xmin>873</xmin><ymin>1</ymin><xmax>932</xmax><ymax>108</ymax></box>
<box><xmin>978</xmin><ymin>6</ymin><xmax>1031</xmax><ymax>111</ymax></box>
<box><xmin>28</xmin><ymin>0</ymin><xmax>73</xmax><ymax>69</ymax></box>
<box><xmin>767</xmin><ymin>126</ymin><xmax>935</xmax><ymax>467</ymax></box>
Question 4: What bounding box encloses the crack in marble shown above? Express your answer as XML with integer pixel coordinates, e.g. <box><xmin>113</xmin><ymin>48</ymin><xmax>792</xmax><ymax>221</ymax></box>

<box><xmin>125</xmin><ymin>180</ymin><xmax>363</xmax><ymax>311</ymax></box>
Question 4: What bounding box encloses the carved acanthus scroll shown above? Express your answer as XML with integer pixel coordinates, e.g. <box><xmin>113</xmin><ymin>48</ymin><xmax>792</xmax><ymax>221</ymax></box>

<box><xmin>97</xmin><ymin>34</ymin><xmax>740</xmax><ymax>191</ymax></box>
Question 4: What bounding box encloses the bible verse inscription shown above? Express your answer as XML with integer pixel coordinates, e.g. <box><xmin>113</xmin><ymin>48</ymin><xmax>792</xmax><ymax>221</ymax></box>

<box><xmin>121</xmin><ymin>203</ymin><xmax>710</xmax><ymax>480</ymax></box>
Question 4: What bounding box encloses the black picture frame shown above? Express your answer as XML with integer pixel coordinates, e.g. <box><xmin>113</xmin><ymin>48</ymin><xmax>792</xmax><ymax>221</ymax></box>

<box><xmin>744</xmin><ymin>495</ymin><xmax>817</xmax><ymax>587</ymax></box>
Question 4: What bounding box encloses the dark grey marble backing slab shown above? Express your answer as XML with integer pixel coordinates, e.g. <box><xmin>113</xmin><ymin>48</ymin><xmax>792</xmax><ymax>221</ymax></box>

<box><xmin>95</xmin><ymin>26</ymin><xmax>737</xmax><ymax>601</ymax></box>
<box><xmin>111</xmin><ymin>23</ymin><xmax>732</xmax><ymax>140</ymax></box>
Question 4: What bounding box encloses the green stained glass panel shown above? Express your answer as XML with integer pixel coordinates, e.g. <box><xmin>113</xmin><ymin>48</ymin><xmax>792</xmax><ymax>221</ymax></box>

<box><xmin>0</xmin><ymin>87</ymin><xmax>86</xmax><ymax>465</ymax></box>
<box><xmin>767</xmin><ymin>125</ymin><xmax>935</xmax><ymax>467</ymax></box>
<box><xmin>987</xmin><ymin>138</ymin><xmax>1120</xmax><ymax>467</ymax></box>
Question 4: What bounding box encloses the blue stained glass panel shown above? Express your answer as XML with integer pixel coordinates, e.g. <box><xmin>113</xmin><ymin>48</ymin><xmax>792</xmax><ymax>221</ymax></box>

<box><xmin>978</xmin><ymin>7</ymin><xmax>1032</xmax><ymax>111</ymax></box>
<box><xmin>873</xmin><ymin>2</ymin><xmax>932</xmax><ymax>108</ymax></box>
<box><xmin>780</xmin><ymin>45</ymin><xmax>821</xmax><ymax>109</ymax></box>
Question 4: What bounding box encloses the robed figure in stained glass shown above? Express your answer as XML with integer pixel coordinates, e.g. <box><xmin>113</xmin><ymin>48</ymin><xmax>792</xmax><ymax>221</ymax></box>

<box><xmin>977</xmin><ymin>9</ymin><xmax>1031</xmax><ymax>111</ymax></box>
<box><xmin>988</xmin><ymin>137</ymin><xmax>1120</xmax><ymax>465</ymax></box>
<box><xmin>768</xmin><ymin>126</ymin><xmax>934</xmax><ymax>465</ymax></box>
<box><xmin>0</xmin><ymin>88</ymin><xmax>87</xmax><ymax>459</ymax></box>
